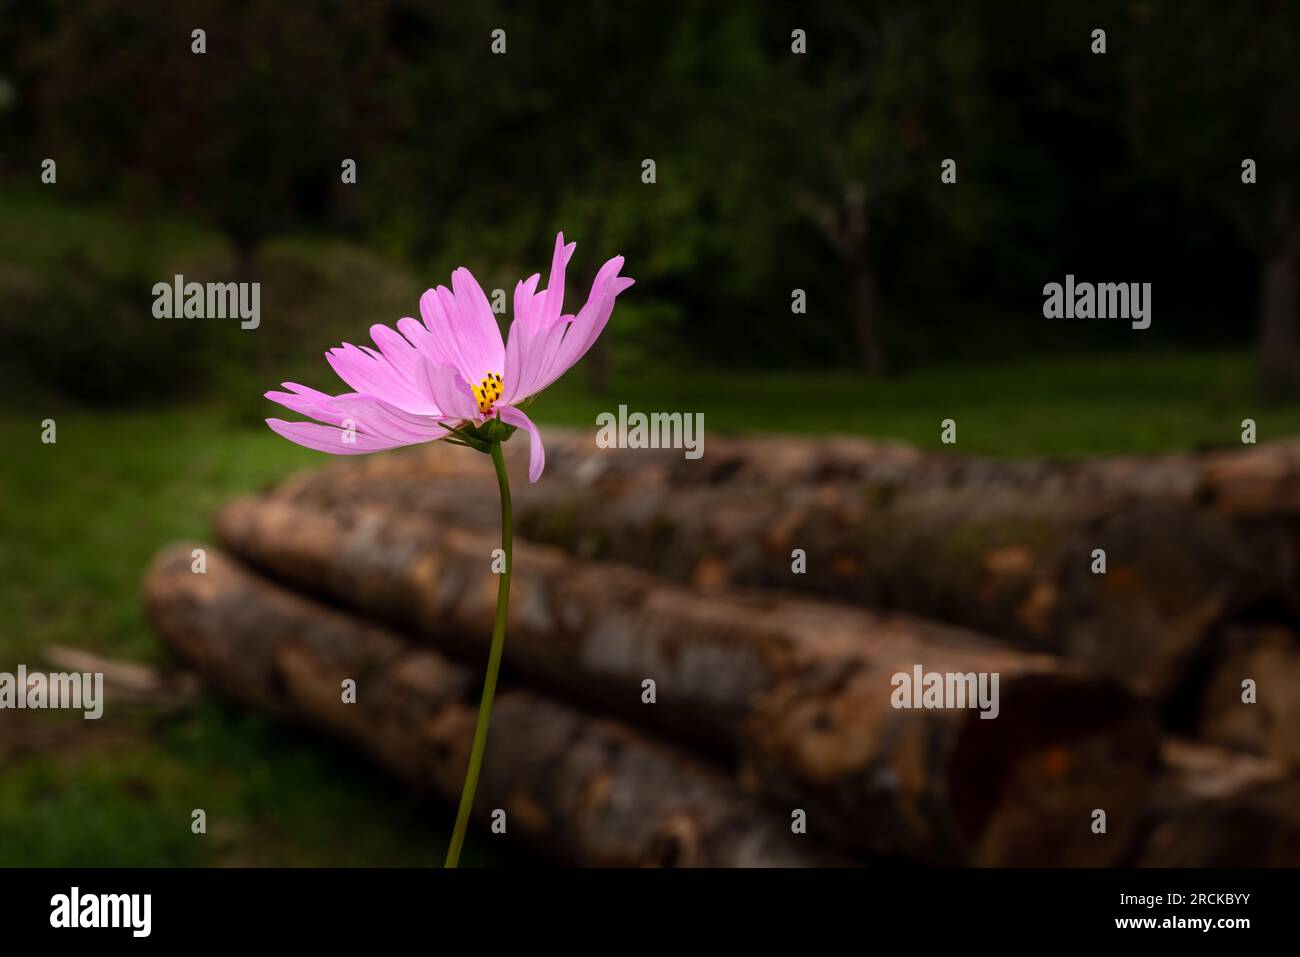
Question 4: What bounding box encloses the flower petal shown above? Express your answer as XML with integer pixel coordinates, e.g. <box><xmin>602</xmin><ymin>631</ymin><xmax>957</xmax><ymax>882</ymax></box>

<box><xmin>417</xmin><ymin>292</ymin><xmax>466</xmax><ymax>371</ymax></box>
<box><xmin>265</xmin><ymin>383</ymin><xmax>350</xmax><ymax>427</ymax></box>
<box><xmin>417</xmin><ymin>269</ymin><xmax>506</xmax><ymax>384</ymax></box>
<box><xmin>265</xmin><ymin>418</ymin><xmax>414</xmax><ymax>455</ymax></box>
<box><xmin>326</xmin><ymin>343</ymin><xmax>440</xmax><ymax>415</ymax></box>
<box><xmin>528</xmin><ymin>258</ymin><xmax>634</xmax><ymax>397</ymax></box>
<box><xmin>368</xmin><ymin>322</ymin><xmax>425</xmax><ymax>385</ymax></box>
<box><xmin>499</xmin><ymin>313</ymin><xmax>557</xmax><ymax>405</ymax></box>
<box><xmin>513</xmin><ymin>273</ymin><xmax>541</xmax><ymax>324</ymax></box>
<box><xmin>328</xmin><ymin>394</ymin><xmax>450</xmax><ymax>443</ymax></box>
<box><xmin>499</xmin><ymin>405</ymin><xmax>546</xmax><ymax>483</ymax></box>
<box><xmin>451</xmin><ymin>267</ymin><xmax>507</xmax><ymax>374</ymax></box>
<box><xmin>539</xmin><ymin>232</ymin><xmax>576</xmax><ymax>324</ymax></box>
<box><xmin>419</xmin><ymin>358</ymin><xmax>480</xmax><ymax>422</ymax></box>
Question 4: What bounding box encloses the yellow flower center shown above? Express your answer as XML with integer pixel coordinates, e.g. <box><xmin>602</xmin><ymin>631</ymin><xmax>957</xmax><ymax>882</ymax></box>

<box><xmin>471</xmin><ymin>372</ymin><xmax>504</xmax><ymax>414</ymax></box>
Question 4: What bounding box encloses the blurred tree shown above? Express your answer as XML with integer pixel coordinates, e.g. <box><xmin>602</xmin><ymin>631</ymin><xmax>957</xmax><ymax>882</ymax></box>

<box><xmin>776</xmin><ymin>0</ymin><xmax>993</xmax><ymax>374</ymax></box>
<box><xmin>1125</xmin><ymin>0</ymin><xmax>1300</xmax><ymax>397</ymax></box>
<box><xmin>380</xmin><ymin>1</ymin><xmax>814</xmax><ymax>387</ymax></box>
<box><xmin>29</xmin><ymin>0</ymin><xmax>405</xmax><ymax>279</ymax></box>
<box><xmin>381</xmin><ymin>1</ymin><xmax>1000</xmax><ymax>381</ymax></box>
<box><xmin>4</xmin><ymin>0</ymin><xmax>1273</xmax><ymax>389</ymax></box>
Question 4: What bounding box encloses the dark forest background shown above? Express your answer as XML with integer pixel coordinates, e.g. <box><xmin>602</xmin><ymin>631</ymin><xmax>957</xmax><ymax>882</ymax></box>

<box><xmin>1</xmin><ymin>0</ymin><xmax>1297</xmax><ymax>398</ymax></box>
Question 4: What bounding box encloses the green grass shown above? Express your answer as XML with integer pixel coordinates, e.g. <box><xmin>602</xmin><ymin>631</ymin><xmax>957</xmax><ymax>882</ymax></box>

<box><xmin>0</xmin><ymin>405</ymin><xmax>523</xmax><ymax>867</ymax></box>
<box><xmin>536</xmin><ymin>349</ymin><xmax>1300</xmax><ymax>455</ymax></box>
<box><xmin>0</xmin><ymin>186</ymin><xmax>222</xmax><ymax>278</ymax></box>
<box><xmin>0</xmin><ymin>704</ymin><xmax>515</xmax><ymax>867</ymax></box>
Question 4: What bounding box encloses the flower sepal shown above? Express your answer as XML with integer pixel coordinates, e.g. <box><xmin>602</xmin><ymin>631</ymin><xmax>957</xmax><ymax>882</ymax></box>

<box><xmin>449</xmin><ymin>417</ymin><xmax>517</xmax><ymax>452</ymax></box>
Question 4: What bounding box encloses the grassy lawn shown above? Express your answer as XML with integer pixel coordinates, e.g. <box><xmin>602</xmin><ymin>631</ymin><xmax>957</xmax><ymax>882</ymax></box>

<box><xmin>537</xmin><ymin>350</ymin><xmax>1300</xmax><ymax>455</ymax></box>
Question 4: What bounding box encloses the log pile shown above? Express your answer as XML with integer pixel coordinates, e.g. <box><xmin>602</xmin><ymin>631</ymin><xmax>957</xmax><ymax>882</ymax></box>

<box><xmin>144</xmin><ymin>431</ymin><xmax>1300</xmax><ymax>866</ymax></box>
<box><xmin>146</xmin><ymin>545</ymin><xmax>832</xmax><ymax>868</ymax></box>
<box><xmin>264</xmin><ymin>434</ymin><xmax>1300</xmax><ymax>695</ymax></box>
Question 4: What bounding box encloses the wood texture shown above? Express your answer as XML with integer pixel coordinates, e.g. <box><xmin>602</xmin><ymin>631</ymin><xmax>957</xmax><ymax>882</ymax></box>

<box><xmin>1133</xmin><ymin>739</ymin><xmax>1300</xmax><ymax>866</ymax></box>
<box><xmin>145</xmin><ymin>544</ymin><xmax>836</xmax><ymax>867</ymax></box>
<box><xmin>261</xmin><ymin>434</ymin><xmax>1300</xmax><ymax>695</ymax></box>
<box><xmin>211</xmin><ymin>497</ymin><xmax>1159</xmax><ymax>865</ymax></box>
<box><xmin>1195</xmin><ymin>626</ymin><xmax>1300</xmax><ymax>767</ymax></box>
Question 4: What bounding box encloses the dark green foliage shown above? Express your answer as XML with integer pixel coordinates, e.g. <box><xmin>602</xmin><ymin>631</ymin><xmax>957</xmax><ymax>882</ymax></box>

<box><xmin>2</xmin><ymin>260</ymin><xmax>216</xmax><ymax>402</ymax></box>
<box><xmin>0</xmin><ymin>0</ymin><xmax>1292</xmax><ymax>384</ymax></box>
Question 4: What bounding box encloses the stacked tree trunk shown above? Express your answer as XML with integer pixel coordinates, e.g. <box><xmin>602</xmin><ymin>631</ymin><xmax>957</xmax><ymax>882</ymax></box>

<box><xmin>144</xmin><ymin>431</ymin><xmax>1300</xmax><ymax>866</ymax></box>
<box><xmin>261</xmin><ymin>434</ymin><xmax>1300</xmax><ymax>698</ymax></box>
<box><xmin>146</xmin><ymin>545</ymin><xmax>832</xmax><ymax>867</ymax></box>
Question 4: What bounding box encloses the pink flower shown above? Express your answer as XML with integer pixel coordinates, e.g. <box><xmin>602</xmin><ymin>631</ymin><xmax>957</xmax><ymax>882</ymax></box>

<box><xmin>265</xmin><ymin>234</ymin><xmax>633</xmax><ymax>482</ymax></box>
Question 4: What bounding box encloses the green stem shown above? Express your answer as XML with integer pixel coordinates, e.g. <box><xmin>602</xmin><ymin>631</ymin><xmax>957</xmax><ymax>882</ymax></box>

<box><xmin>444</xmin><ymin>439</ymin><xmax>512</xmax><ymax>868</ymax></box>
<box><xmin>443</xmin><ymin>423</ymin><xmax>490</xmax><ymax>453</ymax></box>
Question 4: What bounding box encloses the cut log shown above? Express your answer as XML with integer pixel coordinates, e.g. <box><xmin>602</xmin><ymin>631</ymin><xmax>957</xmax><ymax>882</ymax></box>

<box><xmin>1195</xmin><ymin>626</ymin><xmax>1300</xmax><ymax>767</ymax></box>
<box><xmin>213</xmin><ymin>497</ymin><xmax>1158</xmax><ymax>865</ymax></box>
<box><xmin>271</xmin><ymin>429</ymin><xmax>1300</xmax><ymax>502</ymax></box>
<box><xmin>1150</xmin><ymin>738</ymin><xmax>1287</xmax><ymax>804</ymax></box>
<box><xmin>144</xmin><ymin>543</ymin><xmax>836</xmax><ymax>868</ymax></box>
<box><xmin>1133</xmin><ymin>739</ymin><xmax>1300</xmax><ymax>866</ymax></box>
<box><xmin>262</xmin><ymin>434</ymin><xmax>1300</xmax><ymax>695</ymax></box>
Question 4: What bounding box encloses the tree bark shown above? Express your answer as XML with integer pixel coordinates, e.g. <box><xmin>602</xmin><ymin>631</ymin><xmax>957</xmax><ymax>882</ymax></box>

<box><xmin>144</xmin><ymin>544</ymin><xmax>838</xmax><ymax>868</ymax></box>
<box><xmin>843</xmin><ymin>183</ymin><xmax>885</xmax><ymax>375</ymax></box>
<box><xmin>212</xmin><ymin>497</ymin><xmax>1158</xmax><ymax>865</ymax></box>
<box><xmin>232</xmin><ymin>234</ymin><xmax>258</xmax><ymax>286</ymax></box>
<box><xmin>1257</xmin><ymin>239</ymin><xmax>1299</xmax><ymax>399</ymax></box>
